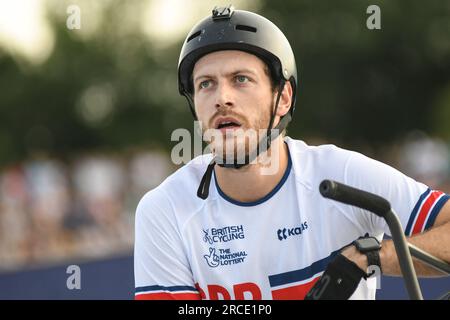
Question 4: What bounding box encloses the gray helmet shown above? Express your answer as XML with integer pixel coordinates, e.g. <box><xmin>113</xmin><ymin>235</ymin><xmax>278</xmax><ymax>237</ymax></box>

<box><xmin>178</xmin><ymin>6</ymin><xmax>298</xmax><ymax>118</ymax></box>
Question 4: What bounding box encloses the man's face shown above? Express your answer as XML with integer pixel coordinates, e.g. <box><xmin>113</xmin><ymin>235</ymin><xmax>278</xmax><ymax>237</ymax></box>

<box><xmin>192</xmin><ymin>50</ymin><xmax>275</xmax><ymax>161</ymax></box>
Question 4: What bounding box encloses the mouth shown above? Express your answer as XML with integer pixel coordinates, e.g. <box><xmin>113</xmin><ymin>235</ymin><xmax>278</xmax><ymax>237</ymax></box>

<box><xmin>214</xmin><ymin>117</ymin><xmax>242</xmax><ymax>133</ymax></box>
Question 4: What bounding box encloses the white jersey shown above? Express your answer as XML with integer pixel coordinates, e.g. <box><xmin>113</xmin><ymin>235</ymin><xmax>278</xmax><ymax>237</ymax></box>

<box><xmin>134</xmin><ymin>137</ymin><xmax>449</xmax><ymax>300</ymax></box>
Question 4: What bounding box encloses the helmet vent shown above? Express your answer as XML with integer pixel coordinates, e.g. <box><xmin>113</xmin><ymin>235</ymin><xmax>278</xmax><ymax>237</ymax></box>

<box><xmin>235</xmin><ymin>25</ymin><xmax>257</xmax><ymax>33</ymax></box>
<box><xmin>187</xmin><ymin>30</ymin><xmax>202</xmax><ymax>43</ymax></box>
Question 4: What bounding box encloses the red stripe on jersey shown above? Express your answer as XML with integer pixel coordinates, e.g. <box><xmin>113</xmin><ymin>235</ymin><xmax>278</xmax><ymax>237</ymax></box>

<box><xmin>412</xmin><ymin>190</ymin><xmax>443</xmax><ymax>235</ymax></box>
<box><xmin>271</xmin><ymin>276</ymin><xmax>320</xmax><ymax>300</ymax></box>
<box><xmin>135</xmin><ymin>292</ymin><xmax>201</xmax><ymax>300</ymax></box>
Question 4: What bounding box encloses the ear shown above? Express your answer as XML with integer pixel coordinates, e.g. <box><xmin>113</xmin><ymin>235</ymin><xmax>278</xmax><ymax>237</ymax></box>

<box><xmin>275</xmin><ymin>81</ymin><xmax>293</xmax><ymax>117</ymax></box>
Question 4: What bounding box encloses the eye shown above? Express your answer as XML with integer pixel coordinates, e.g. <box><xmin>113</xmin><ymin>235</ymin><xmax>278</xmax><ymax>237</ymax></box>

<box><xmin>235</xmin><ymin>75</ymin><xmax>249</xmax><ymax>84</ymax></box>
<box><xmin>199</xmin><ymin>80</ymin><xmax>211</xmax><ymax>89</ymax></box>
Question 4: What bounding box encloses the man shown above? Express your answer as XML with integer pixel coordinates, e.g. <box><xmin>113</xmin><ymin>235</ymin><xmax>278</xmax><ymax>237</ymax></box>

<box><xmin>134</xmin><ymin>6</ymin><xmax>450</xmax><ymax>300</ymax></box>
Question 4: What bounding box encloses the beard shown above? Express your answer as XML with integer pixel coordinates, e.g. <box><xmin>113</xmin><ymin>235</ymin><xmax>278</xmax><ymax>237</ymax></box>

<box><xmin>202</xmin><ymin>101</ymin><xmax>273</xmax><ymax>165</ymax></box>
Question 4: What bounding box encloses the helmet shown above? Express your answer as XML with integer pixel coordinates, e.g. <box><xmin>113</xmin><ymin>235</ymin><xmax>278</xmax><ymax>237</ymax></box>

<box><xmin>178</xmin><ymin>5</ymin><xmax>298</xmax><ymax>118</ymax></box>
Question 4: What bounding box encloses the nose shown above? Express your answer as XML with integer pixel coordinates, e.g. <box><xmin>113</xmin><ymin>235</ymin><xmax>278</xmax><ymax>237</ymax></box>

<box><xmin>214</xmin><ymin>81</ymin><xmax>234</xmax><ymax>110</ymax></box>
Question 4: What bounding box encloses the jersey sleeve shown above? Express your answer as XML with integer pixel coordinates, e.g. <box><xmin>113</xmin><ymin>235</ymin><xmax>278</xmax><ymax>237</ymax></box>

<box><xmin>134</xmin><ymin>189</ymin><xmax>201</xmax><ymax>300</ymax></box>
<box><xmin>343</xmin><ymin>151</ymin><xmax>450</xmax><ymax>237</ymax></box>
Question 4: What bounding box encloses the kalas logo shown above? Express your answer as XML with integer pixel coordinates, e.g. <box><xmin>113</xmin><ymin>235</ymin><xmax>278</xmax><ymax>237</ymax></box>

<box><xmin>277</xmin><ymin>222</ymin><xmax>308</xmax><ymax>241</ymax></box>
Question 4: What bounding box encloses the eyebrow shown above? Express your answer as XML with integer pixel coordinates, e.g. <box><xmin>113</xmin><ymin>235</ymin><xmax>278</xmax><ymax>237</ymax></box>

<box><xmin>193</xmin><ymin>68</ymin><xmax>258</xmax><ymax>84</ymax></box>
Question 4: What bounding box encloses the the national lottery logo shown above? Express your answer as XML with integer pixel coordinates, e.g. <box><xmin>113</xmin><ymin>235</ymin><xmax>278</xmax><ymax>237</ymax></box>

<box><xmin>202</xmin><ymin>225</ymin><xmax>245</xmax><ymax>244</ymax></box>
<box><xmin>203</xmin><ymin>247</ymin><xmax>220</xmax><ymax>267</ymax></box>
<box><xmin>203</xmin><ymin>247</ymin><xmax>248</xmax><ymax>268</ymax></box>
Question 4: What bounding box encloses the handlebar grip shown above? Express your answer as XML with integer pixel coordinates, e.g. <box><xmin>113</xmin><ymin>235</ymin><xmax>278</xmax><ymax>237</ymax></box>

<box><xmin>319</xmin><ymin>180</ymin><xmax>391</xmax><ymax>218</ymax></box>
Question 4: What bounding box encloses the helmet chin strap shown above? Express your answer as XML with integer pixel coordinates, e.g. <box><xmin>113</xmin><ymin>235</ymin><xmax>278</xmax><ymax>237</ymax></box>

<box><xmin>196</xmin><ymin>81</ymin><xmax>291</xmax><ymax>200</ymax></box>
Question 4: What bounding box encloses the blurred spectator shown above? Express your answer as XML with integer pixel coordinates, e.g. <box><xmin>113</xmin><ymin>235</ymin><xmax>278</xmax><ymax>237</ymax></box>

<box><xmin>24</xmin><ymin>159</ymin><xmax>73</xmax><ymax>264</ymax></box>
<box><xmin>72</xmin><ymin>156</ymin><xmax>129</xmax><ymax>258</ymax></box>
<box><xmin>127</xmin><ymin>150</ymin><xmax>173</xmax><ymax>211</ymax></box>
<box><xmin>398</xmin><ymin>131</ymin><xmax>450</xmax><ymax>191</ymax></box>
<box><xmin>0</xmin><ymin>166</ymin><xmax>30</xmax><ymax>269</ymax></box>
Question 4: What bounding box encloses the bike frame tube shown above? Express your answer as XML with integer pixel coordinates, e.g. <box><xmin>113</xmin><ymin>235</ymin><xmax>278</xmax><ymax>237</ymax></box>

<box><xmin>408</xmin><ymin>243</ymin><xmax>450</xmax><ymax>275</ymax></box>
<box><xmin>385</xmin><ymin>209</ymin><xmax>423</xmax><ymax>300</ymax></box>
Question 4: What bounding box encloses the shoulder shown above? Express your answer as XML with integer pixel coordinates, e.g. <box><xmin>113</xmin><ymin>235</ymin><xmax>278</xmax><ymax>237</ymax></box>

<box><xmin>285</xmin><ymin>137</ymin><xmax>359</xmax><ymax>186</ymax></box>
<box><xmin>285</xmin><ymin>136</ymin><xmax>357</xmax><ymax>161</ymax></box>
<box><xmin>135</xmin><ymin>153</ymin><xmax>213</xmax><ymax>228</ymax></box>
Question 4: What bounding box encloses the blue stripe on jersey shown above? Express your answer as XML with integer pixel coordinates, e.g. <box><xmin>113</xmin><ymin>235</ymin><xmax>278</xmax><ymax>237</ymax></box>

<box><xmin>405</xmin><ymin>188</ymin><xmax>431</xmax><ymax>236</ymax></box>
<box><xmin>424</xmin><ymin>194</ymin><xmax>450</xmax><ymax>230</ymax></box>
<box><xmin>214</xmin><ymin>143</ymin><xmax>292</xmax><ymax>207</ymax></box>
<box><xmin>268</xmin><ymin>249</ymin><xmax>340</xmax><ymax>287</ymax></box>
<box><xmin>135</xmin><ymin>285</ymin><xmax>198</xmax><ymax>293</ymax></box>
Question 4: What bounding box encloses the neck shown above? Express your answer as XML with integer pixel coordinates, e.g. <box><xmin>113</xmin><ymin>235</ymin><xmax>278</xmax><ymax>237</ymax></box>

<box><xmin>214</xmin><ymin>136</ymin><xmax>289</xmax><ymax>203</ymax></box>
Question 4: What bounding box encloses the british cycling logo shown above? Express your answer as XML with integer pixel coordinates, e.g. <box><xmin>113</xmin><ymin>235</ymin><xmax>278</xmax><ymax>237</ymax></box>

<box><xmin>277</xmin><ymin>221</ymin><xmax>308</xmax><ymax>241</ymax></box>
<box><xmin>202</xmin><ymin>225</ymin><xmax>247</xmax><ymax>268</ymax></box>
<box><xmin>203</xmin><ymin>225</ymin><xmax>245</xmax><ymax>244</ymax></box>
<box><xmin>203</xmin><ymin>229</ymin><xmax>214</xmax><ymax>245</ymax></box>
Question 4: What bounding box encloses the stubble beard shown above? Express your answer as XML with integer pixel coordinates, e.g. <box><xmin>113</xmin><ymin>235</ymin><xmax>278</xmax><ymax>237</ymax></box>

<box><xmin>203</xmin><ymin>102</ymin><xmax>273</xmax><ymax>165</ymax></box>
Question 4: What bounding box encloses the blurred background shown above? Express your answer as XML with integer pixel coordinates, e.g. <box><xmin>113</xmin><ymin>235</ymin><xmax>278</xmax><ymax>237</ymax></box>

<box><xmin>0</xmin><ymin>0</ymin><xmax>449</xmax><ymax>299</ymax></box>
